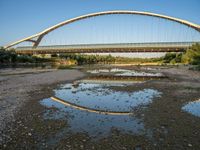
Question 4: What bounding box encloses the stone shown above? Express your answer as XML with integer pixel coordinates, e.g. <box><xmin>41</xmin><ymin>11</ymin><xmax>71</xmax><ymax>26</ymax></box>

<box><xmin>28</xmin><ymin>133</ymin><xmax>32</xmax><ymax>136</ymax></box>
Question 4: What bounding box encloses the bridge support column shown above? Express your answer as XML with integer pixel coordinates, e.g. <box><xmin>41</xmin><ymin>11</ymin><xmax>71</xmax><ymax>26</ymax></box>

<box><xmin>33</xmin><ymin>35</ymin><xmax>45</xmax><ymax>48</ymax></box>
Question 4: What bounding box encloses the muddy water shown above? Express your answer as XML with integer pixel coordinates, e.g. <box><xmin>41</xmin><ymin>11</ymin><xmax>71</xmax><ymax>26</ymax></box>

<box><xmin>40</xmin><ymin>68</ymin><xmax>164</xmax><ymax>139</ymax></box>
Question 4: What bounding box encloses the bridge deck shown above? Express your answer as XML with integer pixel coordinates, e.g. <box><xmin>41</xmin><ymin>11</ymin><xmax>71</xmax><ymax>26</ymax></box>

<box><xmin>15</xmin><ymin>42</ymin><xmax>199</xmax><ymax>54</ymax></box>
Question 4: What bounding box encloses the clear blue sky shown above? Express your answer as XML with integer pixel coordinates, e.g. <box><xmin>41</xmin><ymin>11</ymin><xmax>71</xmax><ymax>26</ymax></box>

<box><xmin>0</xmin><ymin>0</ymin><xmax>200</xmax><ymax>46</ymax></box>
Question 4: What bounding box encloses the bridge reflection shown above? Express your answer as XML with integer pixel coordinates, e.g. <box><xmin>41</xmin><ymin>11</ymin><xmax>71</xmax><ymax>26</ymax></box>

<box><xmin>51</xmin><ymin>96</ymin><xmax>132</xmax><ymax>115</ymax></box>
<box><xmin>50</xmin><ymin>72</ymin><xmax>165</xmax><ymax>115</ymax></box>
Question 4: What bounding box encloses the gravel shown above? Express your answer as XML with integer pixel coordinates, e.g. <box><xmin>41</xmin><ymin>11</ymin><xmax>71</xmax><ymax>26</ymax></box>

<box><xmin>0</xmin><ymin>68</ymin><xmax>85</xmax><ymax>143</ymax></box>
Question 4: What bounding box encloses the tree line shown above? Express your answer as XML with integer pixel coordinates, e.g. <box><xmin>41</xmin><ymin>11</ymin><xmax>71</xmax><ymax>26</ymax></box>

<box><xmin>1</xmin><ymin>43</ymin><xmax>200</xmax><ymax>67</ymax></box>
<box><xmin>162</xmin><ymin>43</ymin><xmax>200</xmax><ymax>66</ymax></box>
<box><xmin>0</xmin><ymin>47</ymin><xmax>49</xmax><ymax>63</ymax></box>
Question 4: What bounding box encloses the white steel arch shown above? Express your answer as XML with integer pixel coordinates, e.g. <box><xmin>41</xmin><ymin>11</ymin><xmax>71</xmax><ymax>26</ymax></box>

<box><xmin>4</xmin><ymin>10</ymin><xmax>200</xmax><ymax>49</ymax></box>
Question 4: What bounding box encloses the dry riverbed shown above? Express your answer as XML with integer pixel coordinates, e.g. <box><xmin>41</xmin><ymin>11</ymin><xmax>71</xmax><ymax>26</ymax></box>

<box><xmin>0</xmin><ymin>66</ymin><xmax>200</xmax><ymax>149</ymax></box>
<box><xmin>0</xmin><ymin>68</ymin><xmax>85</xmax><ymax>146</ymax></box>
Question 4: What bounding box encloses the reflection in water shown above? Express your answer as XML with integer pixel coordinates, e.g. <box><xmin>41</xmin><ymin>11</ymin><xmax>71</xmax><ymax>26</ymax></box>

<box><xmin>182</xmin><ymin>99</ymin><xmax>200</xmax><ymax>117</ymax></box>
<box><xmin>55</xmin><ymin>83</ymin><xmax>161</xmax><ymax>112</ymax></box>
<box><xmin>41</xmin><ymin>98</ymin><xmax>144</xmax><ymax>138</ymax></box>
<box><xmin>79</xmin><ymin>75</ymin><xmax>165</xmax><ymax>84</ymax></box>
<box><xmin>115</xmin><ymin>71</ymin><xmax>163</xmax><ymax>77</ymax></box>
<box><xmin>50</xmin><ymin>96</ymin><xmax>132</xmax><ymax>115</ymax></box>
<box><xmin>87</xmin><ymin>68</ymin><xmax>164</xmax><ymax>77</ymax></box>
<box><xmin>40</xmin><ymin>82</ymin><xmax>161</xmax><ymax>138</ymax></box>
<box><xmin>87</xmin><ymin>68</ymin><xmax>128</xmax><ymax>74</ymax></box>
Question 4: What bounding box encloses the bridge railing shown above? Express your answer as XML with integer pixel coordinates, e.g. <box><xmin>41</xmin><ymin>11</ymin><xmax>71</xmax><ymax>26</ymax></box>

<box><xmin>15</xmin><ymin>42</ymin><xmax>199</xmax><ymax>51</ymax></box>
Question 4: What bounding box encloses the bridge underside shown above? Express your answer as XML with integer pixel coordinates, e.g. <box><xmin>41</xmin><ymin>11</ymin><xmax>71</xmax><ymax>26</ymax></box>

<box><xmin>15</xmin><ymin>47</ymin><xmax>186</xmax><ymax>54</ymax></box>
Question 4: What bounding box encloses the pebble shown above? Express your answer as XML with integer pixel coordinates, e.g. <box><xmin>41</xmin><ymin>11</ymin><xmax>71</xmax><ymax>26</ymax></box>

<box><xmin>188</xmin><ymin>143</ymin><xmax>192</xmax><ymax>147</ymax></box>
<box><xmin>28</xmin><ymin>133</ymin><xmax>32</xmax><ymax>136</ymax></box>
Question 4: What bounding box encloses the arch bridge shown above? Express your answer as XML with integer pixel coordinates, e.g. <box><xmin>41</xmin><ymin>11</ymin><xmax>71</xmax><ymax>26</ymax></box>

<box><xmin>4</xmin><ymin>10</ymin><xmax>200</xmax><ymax>54</ymax></box>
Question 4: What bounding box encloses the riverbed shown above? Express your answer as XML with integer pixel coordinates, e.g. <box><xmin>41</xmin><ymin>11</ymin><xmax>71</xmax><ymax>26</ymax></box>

<box><xmin>0</xmin><ymin>65</ymin><xmax>200</xmax><ymax>149</ymax></box>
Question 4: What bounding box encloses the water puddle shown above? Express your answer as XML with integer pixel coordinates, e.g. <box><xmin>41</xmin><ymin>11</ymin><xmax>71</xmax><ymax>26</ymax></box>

<box><xmin>39</xmin><ymin>68</ymin><xmax>166</xmax><ymax>140</ymax></box>
<box><xmin>85</xmin><ymin>68</ymin><xmax>165</xmax><ymax>84</ymax></box>
<box><xmin>40</xmin><ymin>81</ymin><xmax>161</xmax><ymax>138</ymax></box>
<box><xmin>115</xmin><ymin>71</ymin><xmax>163</xmax><ymax>77</ymax></box>
<box><xmin>86</xmin><ymin>68</ymin><xmax>164</xmax><ymax>77</ymax></box>
<box><xmin>182</xmin><ymin>99</ymin><xmax>200</xmax><ymax>117</ymax></box>
<box><xmin>86</xmin><ymin>68</ymin><xmax>128</xmax><ymax>74</ymax></box>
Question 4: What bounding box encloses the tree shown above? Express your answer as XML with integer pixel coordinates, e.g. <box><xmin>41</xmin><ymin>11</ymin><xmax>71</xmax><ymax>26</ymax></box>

<box><xmin>182</xmin><ymin>43</ymin><xmax>200</xmax><ymax>65</ymax></box>
<box><xmin>163</xmin><ymin>53</ymin><xmax>176</xmax><ymax>63</ymax></box>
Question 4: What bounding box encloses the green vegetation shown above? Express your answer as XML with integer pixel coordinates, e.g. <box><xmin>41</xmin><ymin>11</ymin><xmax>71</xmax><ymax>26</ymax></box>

<box><xmin>1</xmin><ymin>43</ymin><xmax>200</xmax><ymax>70</ymax></box>
<box><xmin>58</xmin><ymin>43</ymin><xmax>200</xmax><ymax>69</ymax></box>
<box><xmin>58</xmin><ymin>53</ymin><xmax>163</xmax><ymax>65</ymax></box>
<box><xmin>182</xmin><ymin>43</ymin><xmax>200</xmax><ymax>65</ymax></box>
<box><xmin>59</xmin><ymin>54</ymin><xmax>116</xmax><ymax>64</ymax></box>
<box><xmin>0</xmin><ymin>47</ymin><xmax>50</xmax><ymax>64</ymax></box>
<box><xmin>113</xmin><ymin>56</ymin><xmax>162</xmax><ymax>64</ymax></box>
<box><xmin>162</xmin><ymin>53</ymin><xmax>182</xmax><ymax>64</ymax></box>
<box><xmin>162</xmin><ymin>43</ymin><xmax>200</xmax><ymax>69</ymax></box>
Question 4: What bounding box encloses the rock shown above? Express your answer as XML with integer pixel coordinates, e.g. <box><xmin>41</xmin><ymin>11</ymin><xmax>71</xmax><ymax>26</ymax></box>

<box><xmin>188</xmin><ymin>143</ymin><xmax>192</xmax><ymax>147</ymax></box>
<box><xmin>82</xmin><ymin>139</ymin><xmax>86</xmax><ymax>142</ymax></box>
<box><xmin>28</xmin><ymin>133</ymin><xmax>32</xmax><ymax>136</ymax></box>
